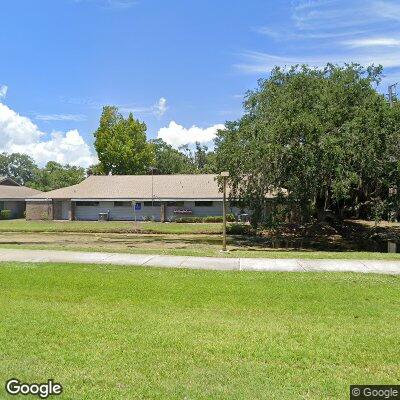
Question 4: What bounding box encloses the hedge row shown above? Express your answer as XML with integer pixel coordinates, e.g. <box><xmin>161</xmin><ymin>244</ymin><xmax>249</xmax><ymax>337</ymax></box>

<box><xmin>175</xmin><ymin>214</ymin><xmax>236</xmax><ymax>223</ymax></box>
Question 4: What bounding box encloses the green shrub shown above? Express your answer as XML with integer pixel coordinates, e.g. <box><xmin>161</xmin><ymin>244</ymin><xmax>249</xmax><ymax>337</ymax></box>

<box><xmin>0</xmin><ymin>209</ymin><xmax>12</xmax><ymax>220</ymax></box>
<box><xmin>142</xmin><ymin>216</ymin><xmax>157</xmax><ymax>222</ymax></box>
<box><xmin>176</xmin><ymin>214</ymin><xmax>237</xmax><ymax>223</ymax></box>
<box><xmin>204</xmin><ymin>216</ymin><xmax>223</xmax><ymax>223</ymax></box>
<box><xmin>227</xmin><ymin>223</ymin><xmax>253</xmax><ymax>235</ymax></box>
<box><xmin>227</xmin><ymin>213</ymin><xmax>236</xmax><ymax>222</ymax></box>
<box><xmin>175</xmin><ymin>216</ymin><xmax>204</xmax><ymax>223</ymax></box>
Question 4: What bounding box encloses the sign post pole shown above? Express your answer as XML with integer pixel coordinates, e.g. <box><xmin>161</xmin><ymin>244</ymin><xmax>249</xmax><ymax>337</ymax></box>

<box><xmin>132</xmin><ymin>201</ymin><xmax>137</xmax><ymax>223</ymax></box>
<box><xmin>220</xmin><ymin>171</ymin><xmax>229</xmax><ymax>252</ymax></box>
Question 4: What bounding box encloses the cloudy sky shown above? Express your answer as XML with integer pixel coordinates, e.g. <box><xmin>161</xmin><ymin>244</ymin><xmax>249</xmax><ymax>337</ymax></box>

<box><xmin>1</xmin><ymin>0</ymin><xmax>399</xmax><ymax>167</ymax></box>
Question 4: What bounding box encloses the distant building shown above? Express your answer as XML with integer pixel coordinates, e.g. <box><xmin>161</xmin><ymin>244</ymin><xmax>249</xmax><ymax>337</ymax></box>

<box><xmin>0</xmin><ymin>177</ymin><xmax>42</xmax><ymax>218</ymax></box>
<box><xmin>25</xmin><ymin>174</ymin><xmax>247</xmax><ymax>221</ymax></box>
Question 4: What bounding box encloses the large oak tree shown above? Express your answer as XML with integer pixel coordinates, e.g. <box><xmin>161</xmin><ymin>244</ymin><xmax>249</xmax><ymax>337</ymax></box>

<box><xmin>215</xmin><ymin>64</ymin><xmax>400</xmax><ymax>225</ymax></box>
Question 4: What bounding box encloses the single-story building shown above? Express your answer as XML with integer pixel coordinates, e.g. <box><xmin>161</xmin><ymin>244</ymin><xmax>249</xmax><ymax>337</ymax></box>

<box><xmin>26</xmin><ymin>174</ymin><xmax>245</xmax><ymax>221</ymax></box>
<box><xmin>0</xmin><ymin>176</ymin><xmax>42</xmax><ymax>218</ymax></box>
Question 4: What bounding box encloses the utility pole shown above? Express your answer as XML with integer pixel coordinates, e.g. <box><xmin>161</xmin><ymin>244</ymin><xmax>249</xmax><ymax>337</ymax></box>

<box><xmin>220</xmin><ymin>171</ymin><xmax>229</xmax><ymax>252</ymax></box>
<box><xmin>388</xmin><ymin>83</ymin><xmax>398</xmax><ymax>222</ymax></box>
<box><xmin>149</xmin><ymin>167</ymin><xmax>156</xmax><ymax>207</ymax></box>
<box><xmin>388</xmin><ymin>83</ymin><xmax>398</xmax><ymax>108</ymax></box>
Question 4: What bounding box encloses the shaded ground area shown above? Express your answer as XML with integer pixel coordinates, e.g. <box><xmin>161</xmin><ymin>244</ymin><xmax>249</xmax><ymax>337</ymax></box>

<box><xmin>1</xmin><ymin>230</ymin><xmax>400</xmax><ymax>260</ymax></box>
<box><xmin>0</xmin><ymin>232</ymin><xmax>226</xmax><ymax>256</ymax></box>
<box><xmin>0</xmin><ymin>219</ymin><xmax>400</xmax><ymax>259</ymax></box>
<box><xmin>260</xmin><ymin>219</ymin><xmax>400</xmax><ymax>252</ymax></box>
<box><xmin>0</xmin><ymin>262</ymin><xmax>399</xmax><ymax>399</ymax></box>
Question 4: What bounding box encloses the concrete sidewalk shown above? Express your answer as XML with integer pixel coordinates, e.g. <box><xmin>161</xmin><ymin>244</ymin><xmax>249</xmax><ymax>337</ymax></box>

<box><xmin>0</xmin><ymin>248</ymin><xmax>399</xmax><ymax>274</ymax></box>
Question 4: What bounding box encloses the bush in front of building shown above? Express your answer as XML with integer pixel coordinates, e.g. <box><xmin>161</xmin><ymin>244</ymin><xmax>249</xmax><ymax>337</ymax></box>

<box><xmin>204</xmin><ymin>214</ymin><xmax>236</xmax><ymax>223</ymax></box>
<box><xmin>175</xmin><ymin>214</ymin><xmax>236</xmax><ymax>223</ymax></box>
<box><xmin>227</xmin><ymin>223</ymin><xmax>254</xmax><ymax>235</ymax></box>
<box><xmin>0</xmin><ymin>209</ymin><xmax>12</xmax><ymax>219</ymax></box>
<box><xmin>203</xmin><ymin>216</ymin><xmax>222</xmax><ymax>223</ymax></box>
<box><xmin>175</xmin><ymin>216</ymin><xmax>204</xmax><ymax>223</ymax></box>
<box><xmin>142</xmin><ymin>216</ymin><xmax>156</xmax><ymax>222</ymax></box>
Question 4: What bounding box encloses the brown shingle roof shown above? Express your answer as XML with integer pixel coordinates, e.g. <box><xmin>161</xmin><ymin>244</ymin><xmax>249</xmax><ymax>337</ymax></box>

<box><xmin>0</xmin><ymin>176</ymin><xmax>20</xmax><ymax>186</ymax></box>
<box><xmin>0</xmin><ymin>185</ymin><xmax>42</xmax><ymax>199</ymax></box>
<box><xmin>30</xmin><ymin>174</ymin><xmax>226</xmax><ymax>200</ymax></box>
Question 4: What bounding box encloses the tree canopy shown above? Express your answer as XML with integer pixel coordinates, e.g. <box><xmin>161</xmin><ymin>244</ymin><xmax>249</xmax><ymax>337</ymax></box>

<box><xmin>0</xmin><ymin>153</ymin><xmax>86</xmax><ymax>192</ymax></box>
<box><xmin>0</xmin><ymin>153</ymin><xmax>38</xmax><ymax>185</ymax></box>
<box><xmin>28</xmin><ymin>161</ymin><xmax>86</xmax><ymax>192</ymax></box>
<box><xmin>92</xmin><ymin>106</ymin><xmax>218</xmax><ymax>175</ymax></box>
<box><xmin>94</xmin><ymin>106</ymin><xmax>155</xmax><ymax>175</ymax></box>
<box><xmin>176</xmin><ymin>142</ymin><xmax>217</xmax><ymax>174</ymax></box>
<box><xmin>149</xmin><ymin>139</ymin><xmax>195</xmax><ymax>174</ymax></box>
<box><xmin>215</xmin><ymin>63</ymin><xmax>400</xmax><ymax>226</ymax></box>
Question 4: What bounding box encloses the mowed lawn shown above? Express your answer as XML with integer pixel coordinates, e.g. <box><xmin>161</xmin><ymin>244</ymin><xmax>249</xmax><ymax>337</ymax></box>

<box><xmin>0</xmin><ymin>263</ymin><xmax>399</xmax><ymax>399</ymax></box>
<box><xmin>0</xmin><ymin>219</ymin><xmax>223</xmax><ymax>234</ymax></box>
<box><xmin>1</xmin><ymin>220</ymin><xmax>400</xmax><ymax>260</ymax></box>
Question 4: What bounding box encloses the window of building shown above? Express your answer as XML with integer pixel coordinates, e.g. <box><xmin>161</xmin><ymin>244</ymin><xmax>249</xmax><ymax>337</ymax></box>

<box><xmin>0</xmin><ymin>201</ymin><xmax>4</xmax><ymax>210</ymax></box>
<box><xmin>76</xmin><ymin>201</ymin><xmax>99</xmax><ymax>206</ymax></box>
<box><xmin>229</xmin><ymin>200</ymin><xmax>241</xmax><ymax>207</ymax></box>
<box><xmin>167</xmin><ymin>201</ymin><xmax>184</xmax><ymax>207</ymax></box>
<box><xmin>114</xmin><ymin>201</ymin><xmax>131</xmax><ymax>207</ymax></box>
<box><xmin>195</xmin><ymin>201</ymin><xmax>213</xmax><ymax>207</ymax></box>
<box><xmin>144</xmin><ymin>201</ymin><xmax>161</xmax><ymax>207</ymax></box>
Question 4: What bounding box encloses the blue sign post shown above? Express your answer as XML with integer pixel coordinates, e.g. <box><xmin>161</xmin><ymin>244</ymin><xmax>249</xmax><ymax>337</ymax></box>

<box><xmin>132</xmin><ymin>201</ymin><xmax>141</xmax><ymax>222</ymax></box>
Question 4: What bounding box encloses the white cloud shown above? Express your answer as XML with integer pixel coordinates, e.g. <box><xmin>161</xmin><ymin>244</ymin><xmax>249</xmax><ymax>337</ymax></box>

<box><xmin>0</xmin><ymin>102</ymin><xmax>97</xmax><ymax>167</ymax></box>
<box><xmin>35</xmin><ymin>114</ymin><xmax>86</xmax><ymax>121</ymax></box>
<box><xmin>235</xmin><ymin>51</ymin><xmax>327</xmax><ymax>73</ymax></box>
<box><xmin>0</xmin><ymin>102</ymin><xmax>43</xmax><ymax>145</ymax></box>
<box><xmin>290</xmin><ymin>0</ymin><xmax>400</xmax><ymax>31</ymax></box>
<box><xmin>373</xmin><ymin>1</ymin><xmax>400</xmax><ymax>22</ymax></box>
<box><xmin>342</xmin><ymin>37</ymin><xmax>400</xmax><ymax>48</ymax></box>
<box><xmin>154</xmin><ymin>97</ymin><xmax>167</xmax><ymax>117</ymax></box>
<box><xmin>236</xmin><ymin>46</ymin><xmax>400</xmax><ymax>74</ymax></box>
<box><xmin>255</xmin><ymin>26</ymin><xmax>366</xmax><ymax>41</ymax></box>
<box><xmin>291</xmin><ymin>0</ymin><xmax>377</xmax><ymax>30</ymax></box>
<box><xmin>157</xmin><ymin>121</ymin><xmax>225</xmax><ymax>148</ymax></box>
<box><xmin>243</xmin><ymin>0</ymin><xmax>400</xmax><ymax>74</ymax></box>
<box><xmin>0</xmin><ymin>85</ymin><xmax>8</xmax><ymax>99</ymax></box>
<box><xmin>254</xmin><ymin>0</ymin><xmax>400</xmax><ymax>44</ymax></box>
<box><xmin>120</xmin><ymin>97</ymin><xmax>168</xmax><ymax>117</ymax></box>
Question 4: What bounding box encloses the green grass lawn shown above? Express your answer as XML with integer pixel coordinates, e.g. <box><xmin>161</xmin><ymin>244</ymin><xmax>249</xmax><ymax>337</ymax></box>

<box><xmin>1</xmin><ymin>231</ymin><xmax>400</xmax><ymax>260</ymax></box>
<box><xmin>3</xmin><ymin>241</ymin><xmax>400</xmax><ymax>260</ymax></box>
<box><xmin>1</xmin><ymin>219</ymin><xmax>400</xmax><ymax>260</ymax></box>
<box><xmin>0</xmin><ymin>219</ymin><xmax>223</xmax><ymax>234</ymax></box>
<box><xmin>0</xmin><ymin>262</ymin><xmax>399</xmax><ymax>399</ymax></box>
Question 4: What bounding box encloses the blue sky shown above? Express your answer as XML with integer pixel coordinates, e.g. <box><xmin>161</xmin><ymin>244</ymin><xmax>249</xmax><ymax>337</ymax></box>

<box><xmin>0</xmin><ymin>0</ymin><xmax>399</xmax><ymax>167</ymax></box>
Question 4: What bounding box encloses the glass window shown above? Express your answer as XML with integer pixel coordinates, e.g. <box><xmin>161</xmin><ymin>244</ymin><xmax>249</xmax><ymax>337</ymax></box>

<box><xmin>195</xmin><ymin>201</ymin><xmax>213</xmax><ymax>207</ymax></box>
<box><xmin>76</xmin><ymin>201</ymin><xmax>99</xmax><ymax>206</ymax></box>
<box><xmin>114</xmin><ymin>201</ymin><xmax>131</xmax><ymax>207</ymax></box>
<box><xmin>144</xmin><ymin>201</ymin><xmax>161</xmax><ymax>207</ymax></box>
<box><xmin>167</xmin><ymin>201</ymin><xmax>184</xmax><ymax>207</ymax></box>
